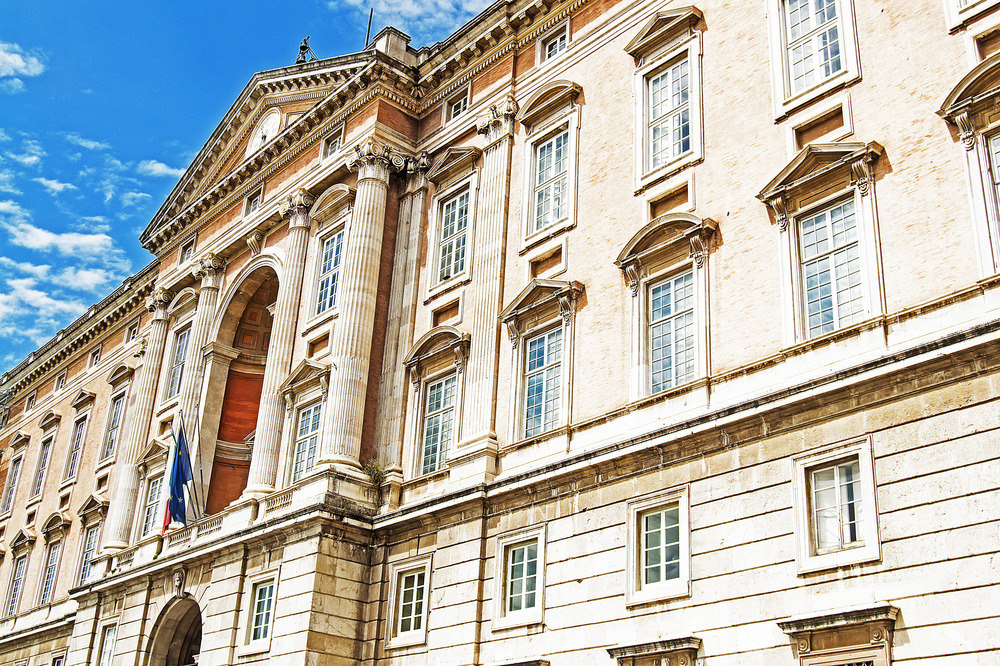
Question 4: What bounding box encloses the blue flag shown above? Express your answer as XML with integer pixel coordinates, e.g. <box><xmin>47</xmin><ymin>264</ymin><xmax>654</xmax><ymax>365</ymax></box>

<box><xmin>163</xmin><ymin>418</ymin><xmax>195</xmax><ymax>533</ymax></box>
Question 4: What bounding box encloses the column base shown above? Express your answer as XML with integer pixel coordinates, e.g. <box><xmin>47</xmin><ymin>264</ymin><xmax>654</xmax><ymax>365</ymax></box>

<box><xmin>239</xmin><ymin>483</ymin><xmax>275</xmax><ymax>501</ymax></box>
<box><xmin>99</xmin><ymin>540</ymin><xmax>130</xmax><ymax>554</ymax></box>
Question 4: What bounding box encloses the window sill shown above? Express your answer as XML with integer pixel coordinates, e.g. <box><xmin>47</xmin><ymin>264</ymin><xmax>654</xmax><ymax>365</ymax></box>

<box><xmin>950</xmin><ymin>0</ymin><xmax>1000</xmax><ymax>32</ymax></box>
<box><xmin>300</xmin><ymin>308</ymin><xmax>338</xmax><ymax>339</ymax></box>
<box><xmin>26</xmin><ymin>495</ymin><xmax>42</xmax><ymax>510</ymax></box>
<box><xmin>404</xmin><ymin>466</ymin><xmax>450</xmax><ymax>488</ymax></box>
<box><xmin>492</xmin><ymin>611</ymin><xmax>544</xmax><ymax>632</ymax></box>
<box><xmin>636</xmin><ymin>153</ymin><xmax>701</xmax><ymax>195</ymax></box>
<box><xmin>95</xmin><ymin>457</ymin><xmax>116</xmax><ymax>474</ymax></box>
<box><xmin>625</xmin><ymin>582</ymin><xmax>690</xmax><ymax>609</ymax></box>
<box><xmin>797</xmin><ymin>543</ymin><xmax>880</xmax><ymax>575</ymax></box>
<box><xmin>519</xmin><ymin>220</ymin><xmax>575</xmax><ymax>256</ymax></box>
<box><xmin>58</xmin><ymin>478</ymin><xmax>76</xmax><ymax>492</ymax></box>
<box><xmin>155</xmin><ymin>396</ymin><xmax>180</xmax><ymax>417</ymax></box>
<box><xmin>0</xmin><ymin>511</ymin><xmax>10</xmax><ymax>522</ymax></box>
<box><xmin>776</xmin><ymin>71</ymin><xmax>861</xmax><ymax>122</ymax></box>
<box><xmin>503</xmin><ymin>426</ymin><xmax>569</xmax><ymax>454</ymax></box>
<box><xmin>237</xmin><ymin>642</ymin><xmax>271</xmax><ymax>658</ymax></box>
<box><xmin>424</xmin><ymin>274</ymin><xmax>471</xmax><ymax>305</ymax></box>
<box><xmin>385</xmin><ymin>632</ymin><xmax>428</xmax><ymax>650</ymax></box>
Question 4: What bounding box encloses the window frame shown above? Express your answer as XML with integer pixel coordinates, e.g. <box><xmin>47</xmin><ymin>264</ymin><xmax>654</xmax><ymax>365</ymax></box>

<box><xmin>443</xmin><ymin>85</ymin><xmax>471</xmax><ymax>125</ymax></box>
<box><xmin>944</xmin><ymin>0</ymin><xmax>1000</xmax><ymax>33</ymax></box>
<box><xmin>417</xmin><ymin>371</ymin><xmax>459</xmax><ymax>476</ymax></box>
<box><xmin>30</xmin><ymin>432</ymin><xmax>56</xmax><ymax>499</ymax></box>
<box><xmin>99</xmin><ymin>389</ymin><xmax>128</xmax><ymax>462</ymax></box>
<box><xmin>520</xmin><ymin>326</ymin><xmax>564</xmax><ymax>439</ymax></box>
<box><xmin>88</xmin><ymin>345</ymin><xmax>102</xmax><ymax>369</ymax></box>
<box><xmin>322</xmin><ymin>125</ymin><xmax>344</xmax><ymax>161</ymax></box>
<box><xmin>63</xmin><ymin>412</ymin><xmax>89</xmax><ymax>480</ymax></box>
<box><xmin>428</xmin><ymin>170</ymin><xmax>479</xmax><ymax>297</ymax></box>
<box><xmin>77</xmin><ymin>522</ymin><xmax>101</xmax><ymax>586</ymax></box>
<box><xmin>239</xmin><ymin>569</ymin><xmax>279</xmax><ymax>655</ymax></box>
<box><xmin>37</xmin><ymin>539</ymin><xmax>62</xmax><ymax>605</ymax></box>
<box><xmin>641</xmin><ymin>264</ymin><xmax>702</xmax><ymax>397</ymax></box>
<box><xmin>24</xmin><ymin>391</ymin><xmax>36</xmax><ymax>412</ymax></box>
<box><xmin>537</xmin><ymin>20</ymin><xmax>570</xmax><ymax>65</ymax></box>
<box><xmin>625</xmin><ymin>485</ymin><xmax>691</xmax><ymax>606</ymax></box>
<box><xmin>178</xmin><ymin>236</ymin><xmax>196</xmax><ymax>265</ymax></box>
<box><xmin>312</xmin><ymin>222</ymin><xmax>347</xmax><ymax>318</ymax></box>
<box><xmin>96</xmin><ymin>623</ymin><xmax>118</xmax><ymax>666</ymax></box>
<box><xmin>290</xmin><ymin>401</ymin><xmax>322</xmax><ymax>483</ymax></box>
<box><xmin>791</xmin><ymin>438</ymin><xmax>880</xmax><ymax>573</ymax></box>
<box><xmin>138</xmin><ymin>474</ymin><xmax>164</xmax><ymax>539</ymax></box>
<box><xmin>244</xmin><ymin>187</ymin><xmax>263</xmax><ymax>217</ymax></box>
<box><xmin>54</xmin><ymin>370</ymin><xmax>67</xmax><ymax>392</ymax></box>
<box><xmin>163</xmin><ymin>325</ymin><xmax>191</xmax><ymax>401</ymax></box>
<box><xmin>520</xmin><ymin>107</ymin><xmax>580</xmax><ymax>250</ymax></box>
<box><xmin>493</xmin><ymin>524</ymin><xmax>546</xmax><ymax>630</ymax></box>
<box><xmin>125</xmin><ymin>318</ymin><xmax>140</xmax><ymax>343</ymax></box>
<box><xmin>5</xmin><ymin>553</ymin><xmax>28</xmax><ymax>616</ymax></box>
<box><xmin>766</xmin><ymin>0</ymin><xmax>861</xmax><ymax>119</ymax></box>
<box><xmin>1</xmin><ymin>451</ymin><xmax>25</xmax><ymax>515</ymax></box>
<box><xmin>385</xmin><ymin>553</ymin><xmax>433</xmax><ymax>649</ymax></box>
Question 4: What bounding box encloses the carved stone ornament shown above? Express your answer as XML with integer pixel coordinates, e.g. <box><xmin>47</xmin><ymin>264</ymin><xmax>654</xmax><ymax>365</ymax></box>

<box><xmin>193</xmin><ymin>252</ymin><xmax>226</xmax><ymax>283</ymax></box>
<box><xmin>767</xmin><ymin>194</ymin><xmax>790</xmax><ymax>232</ymax></box>
<box><xmin>623</xmin><ymin>261</ymin><xmax>641</xmax><ymax>297</ymax></box>
<box><xmin>850</xmin><ymin>154</ymin><xmax>876</xmax><ymax>197</ymax></box>
<box><xmin>506</xmin><ymin>319</ymin><xmax>520</xmax><ymax>348</ymax></box>
<box><xmin>955</xmin><ymin>110</ymin><xmax>976</xmax><ymax>151</ymax></box>
<box><xmin>410</xmin><ymin>369</ymin><xmax>422</xmax><ymax>394</ymax></box>
<box><xmin>170</xmin><ymin>568</ymin><xmax>186</xmax><ymax>598</ymax></box>
<box><xmin>476</xmin><ymin>91</ymin><xmax>519</xmax><ymax>141</ymax></box>
<box><xmin>246</xmin><ymin>230</ymin><xmax>264</xmax><ymax>255</ymax></box>
<box><xmin>689</xmin><ymin>235</ymin><xmax>708</xmax><ymax>268</ymax></box>
<box><xmin>347</xmin><ymin>135</ymin><xmax>407</xmax><ymax>182</ymax></box>
<box><xmin>133</xmin><ymin>336</ymin><xmax>149</xmax><ymax>358</ymax></box>
<box><xmin>146</xmin><ymin>287</ymin><xmax>174</xmax><ymax>315</ymax></box>
<box><xmin>279</xmin><ymin>187</ymin><xmax>316</xmax><ymax>223</ymax></box>
<box><xmin>558</xmin><ymin>292</ymin><xmax>577</xmax><ymax>325</ymax></box>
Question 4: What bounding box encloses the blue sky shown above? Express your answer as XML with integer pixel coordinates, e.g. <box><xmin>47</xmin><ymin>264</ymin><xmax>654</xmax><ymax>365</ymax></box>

<box><xmin>0</xmin><ymin>0</ymin><xmax>490</xmax><ymax>374</ymax></box>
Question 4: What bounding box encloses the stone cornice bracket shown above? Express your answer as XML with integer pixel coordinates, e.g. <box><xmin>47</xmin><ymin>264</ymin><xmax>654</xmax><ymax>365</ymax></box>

<box><xmin>193</xmin><ymin>252</ymin><xmax>226</xmax><ymax>288</ymax></box>
<box><xmin>622</xmin><ymin>261</ymin><xmax>641</xmax><ymax>297</ymax></box>
<box><xmin>279</xmin><ymin>187</ymin><xmax>316</xmax><ymax>228</ymax></box>
<box><xmin>767</xmin><ymin>193</ymin><xmax>790</xmax><ymax>232</ymax></box>
<box><xmin>146</xmin><ymin>288</ymin><xmax>174</xmax><ymax>316</ymax></box>
<box><xmin>850</xmin><ymin>152</ymin><xmax>877</xmax><ymax>196</ymax></box>
<box><xmin>476</xmin><ymin>91</ymin><xmax>519</xmax><ymax>142</ymax></box>
<box><xmin>955</xmin><ymin>110</ymin><xmax>976</xmax><ymax>150</ymax></box>
<box><xmin>347</xmin><ymin>135</ymin><xmax>408</xmax><ymax>183</ymax></box>
<box><xmin>246</xmin><ymin>230</ymin><xmax>264</xmax><ymax>255</ymax></box>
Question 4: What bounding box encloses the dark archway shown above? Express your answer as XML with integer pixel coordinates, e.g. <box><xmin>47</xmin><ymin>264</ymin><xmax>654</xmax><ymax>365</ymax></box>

<box><xmin>145</xmin><ymin>596</ymin><xmax>202</xmax><ymax>666</ymax></box>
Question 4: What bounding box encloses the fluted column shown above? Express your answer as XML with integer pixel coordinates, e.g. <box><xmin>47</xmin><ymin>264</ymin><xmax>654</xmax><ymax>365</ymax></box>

<box><xmin>462</xmin><ymin>93</ymin><xmax>518</xmax><ymax>447</ymax></box>
<box><xmin>373</xmin><ymin>153</ymin><xmax>430</xmax><ymax>471</ymax></box>
<box><xmin>243</xmin><ymin>188</ymin><xmax>315</xmax><ymax>495</ymax></box>
<box><xmin>176</xmin><ymin>253</ymin><xmax>225</xmax><ymax>436</ymax></box>
<box><xmin>101</xmin><ymin>287</ymin><xmax>172</xmax><ymax>551</ymax></box>
<box><xmin>320</xmin><ymin>136</ymin><xmax>405</xmax><ymax>468</ymax></box>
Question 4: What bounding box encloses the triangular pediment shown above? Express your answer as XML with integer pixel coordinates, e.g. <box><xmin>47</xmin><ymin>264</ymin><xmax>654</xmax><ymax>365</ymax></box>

<box><xmin>138</xmin><ymin>438</ymin><xmax>170</xmax><ymax>466</ymax></box>
<box><xmin>427</xmin><ymin>147</ymin><xmax>482</xmax><ymax>184</ymax></box>
<box><xmin>625</xmin><ymin>6</ymin><xmax>703</xmax><ymax>59</ymax></box>
<box><xmin>77</xmin><ymin>493</ymin><xmax>109</xmax><ymax>521</ymax></box>
<box><xmin>70</xmin><ymin>390</ymin><xmax>96</xmax><ymax>411</ymax></box>
<box><xmin>9</xmin><ymin>527</ymin><xmax>35</xmax><ymax>552</ymax></box>
<box><xmin>279</xmin><ymin>360</ymin><xmax>330</xmax><ymax>394</ymax></box>
<box><xmin>759</xmin><ymin>142</ymin><xmax>882</xmax><ymax>201</ymax></box>
<box><xmin>500</xmin><ymin>279</ymin><xmax>584</xmax><ymax>321</ymax></box>
<box><xmin>140</xmin><ymin>54</ymin><xmax>374</xmax><ymax>248</ymax></box>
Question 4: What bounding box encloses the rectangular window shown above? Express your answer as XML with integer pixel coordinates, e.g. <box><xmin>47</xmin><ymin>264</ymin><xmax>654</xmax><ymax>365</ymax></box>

<box><xmin>810</xmin><ymin>457</ymin><xmax>863</xmax><ymax>552</ymax></box>
<box><xmin>52</xmin><ymin>656</ymin><xmax>65</xmax><ymax>666</ymax></box>
<box><xmin>323</xmin><ymin>131</ymin><xmax>342</xmax><ymax>159</ymax></box>
<box><xmin>179</xmin><ymin>238</ymin><xmax>195</xmax><ymax>264</ymax></box>
<box><xmin>437</xmin><ymin>190</ymin><xmax>469</xmax><ymax>283</ymax></box>
<box><xmin>648</xmin><ymin>271</ymin><xmax>696</xmax><ymax>393</ymax></box>
<box><xmin>421</xmin><ymin>374</ymin><xmax>456</xmax><ymax>475</ymax></box>
<box><xmin>291</xmin><ymin>403</ymin><xmax>321</xmax><ymax>482</ymax></box>
<box><xmin>641</xmin><ymin>504</ymin><xmax>681</xmax><ymax>586</ymax></box>
<box><xmin>799</xmin><ymin>199</ymin><xmax>863</xmax><ymax>337</ymax></box>
<box><xmin>89</xmin><ymin>346</ymin><xmax>102</xmax><ymax>368</ymax></box>
<box><xmin>395</xmin><ymin>568</ymin><xmax>426</xmax><ymax>635</ymax></box>
<box><xmin>38</xmin><ymin>541</ymin><xmax>61</xmax><ymax>604</ymax></box>
<box><xmin>97</xmin><ymin>625</ymin><xmax>117</xmax><ymax>666</ymax></box>
<box><xmin>164</xmin><ymin>327</ymin><xmax>190</xmax><ymax>400</ymax></box>
<box><xmin>1</xmin><ymin>456</ymin><xmax>23</xmax><ymax>513</ymax></box>
<box><xmin>141</xmin><ymin>476</ymin><xmax>163</xmax><ymax>537</ymax></box>
<box><xmin>785</xmin><ymin>0</ymin><xmax>842</xmax><ymax>94</ymax></box>
<box><xmin>504</xmin><ymin>539</ymin><xmax>539</xmax><ymax>614</ymax></box>
<box><xmin>100</xmin><ymin>393</ymin><xmax>126</xmax><ymax>461</ymax></box>
<box><xmin>245</xmin><ymin>190</ymin><xmax>262</xmax><ymax>215</ymax></box>
<box><xmin>541</xmin><ymin>26</ymin><xmax>568</xmax><ymax>61</ymax></box>
<box><xmin>523</xmin><ymin>328</ymin><xmax>562</xmax><ymax>438</ymax></box>
<box><xmin>64</xmin><ymin>415</ymin><xmax>88</xmax><ymax>479</ymax></box>
<box><xmin>447</xmin><ymin>91</ymin><xmax>468</xmax><ymax>121</ymax></box>
<box><xmin>31</xmin><ymin>435</ymin><xmax>54</xmax><ymax>497</ymax></box>
<box><xmin>54</xmin><ymin>371</ymin><xmax>66</xmax><ymax>392</ymax></box>
<box><xmin>126</xmin><ymin>320</ymin><xmax>140</xmax><ymax>342</ymax></box>
<box><xmin>5</xmin><ymin>554</ymin><xmax>26</xmax><ymax>616</ymax></box>
<box><xmin>25</xmin><ymin>392</ymin><xmax>36</xmax><ymax>411</ymax></box>
<box><xmin>531</xmin><ymin>130</ymin><xmax>569</xmax><ymax>234</ymax></box>
<box><xmin>648</xmin><ymin>58</ymin><xmax>691</xmax><ymax>170</ymax></box>
<box><xmin>315</xmin><ymin>230</ymin><xmax>345</xmax><ymax>315</ymax></box>
<box><xmin>250</xmin><ymin>580</ymin><xmax>275</xmax><ymax>642</ymax></box>
<box><xmin>79</xmin><ymin>524</ymin><xmax>101</xmax><ymax>585</ymax></box>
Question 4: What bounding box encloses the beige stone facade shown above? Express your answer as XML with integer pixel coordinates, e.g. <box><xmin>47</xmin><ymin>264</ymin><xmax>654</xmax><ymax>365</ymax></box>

<box><xmin>1</xmin><ymin>0</ymin><xmax>1000</xmax><ymax>664</ymax></box>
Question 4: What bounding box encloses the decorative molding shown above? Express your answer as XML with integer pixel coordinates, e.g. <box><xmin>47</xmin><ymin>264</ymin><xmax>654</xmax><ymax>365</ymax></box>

<box><xmin>955</xmin><ymin>110</ymin><xmax>976</xmax><ymax>151</ymax></box>
<box><xmin>246</xmin><ymin>230</ymin><xmax>264</xmax><ymax>255</ymax></box>
<box><xmin>279</xmin><ymin>187</ymin><xmax>316</xmax><ymax>225</ymax></box>
<box><xmin>500</xmin><ymin>278</ymin><xmax>584</xmax><ymax>346</ymax></box>
<box><xmin>608</xmin><ymin>637</ymin><xmax>701</xmax><ymax>665</ymax></box>
<box><xmin>347</xmin><ymin>135</ymin><xmax>408</xmax><ymax>183</ymax></box>
<box><xmin>476</xmin><ymin>91</ymin><xmax>519</xmax><ymax>142</ymax></box>
<box><xmin>615</xmin><ymin>212</ymin><xmax>717</xmax><ymax>290</ymax></box>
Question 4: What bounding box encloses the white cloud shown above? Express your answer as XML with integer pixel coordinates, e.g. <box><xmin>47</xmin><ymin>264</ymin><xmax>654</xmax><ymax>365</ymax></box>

<box><xmin>0</xmin><ymin>128</ymin><xmax>9</xmax><ymax>141</ymax></box>
<box><xmin>137</xmin><ymin>159</ymin><xmax>185</xmax><ymax>178</ymax></box>
<box><xmin>121</xmin><ymin>191</ymin><xmax>151</xmax><ymax>206</ymax></box>
<box><xmin>0</xmin><ymin>199</ymin><xmax>29</xmax><ymax>223</ymax></box>
<box><xmin>2</xmin><ymin>219</ymin><xmax>115</xmax><ymax>257</ymax></box>
<box><xmin>33</xmin><ymin>177</ymin><xmax>78</xmax><ymax>195</ymax></box>
<box><xmin>54</xmin><ymin>267</ymin><xmax>119</xmax><ymax>293</ymax></box>
<box><xmin>0</xmin><ymin>169</ymin><xmax>19</xmax><ymax>194</ymax></box>
<box><xmin>6</xmin><ymin>139</ymin><xmax>45</xmax><ymax>167</ymax></box>
<box><xmin>0</xmin><ymin>41</ymin><xmax>44</xmax><ymax>95</ymax></box>
<box><xmin>0</xmin><ymin>257</ymin><xmax>50</xmax><ymax>278</ymax></box>
<box><xmin>327</xmin><ymin>0</ymin><xmax>491</xmax><ymax>45</ymax></box>
<box><xmin>0</xmin><ymin>277</ymin><xmax>87</xmax><ymax>346</ymax></box>
<box><xmin>65</xmin><ymin>133</ymin><xmax>110</xmax><ymax>151</ymax></box>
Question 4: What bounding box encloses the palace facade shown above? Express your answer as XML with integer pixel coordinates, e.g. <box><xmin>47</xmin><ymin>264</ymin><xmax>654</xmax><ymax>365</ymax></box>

<box><xmin>1</xmin><ymin>0</ymin><xmax>1000</xmax><ymax>664</ymax></box>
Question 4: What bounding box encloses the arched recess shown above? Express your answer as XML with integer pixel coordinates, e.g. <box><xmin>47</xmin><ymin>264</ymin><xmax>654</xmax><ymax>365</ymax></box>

<box><xmin>200</xmin><ymin>258</ymin><xmax>281</xmax><ymax>514</ymax></box>
<box><xmin>144</xmin><ymin>596</ymin><xmax>202</xmax><ymax>666</ymax></box>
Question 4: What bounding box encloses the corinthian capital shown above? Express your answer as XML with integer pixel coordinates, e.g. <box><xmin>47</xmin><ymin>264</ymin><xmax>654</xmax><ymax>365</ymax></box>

<box><xmin>193</xmin><ymin>252</ymin><xmax>226</xmax><ymax>287</ymax></box>
<box><xmin>279</xmin><ymin>188</ymin><xmax>315</xmax><ymax>223</ymax></box>
<box><xmin>347</xmin><ymin>135</ymin><xmax>407</xmax><ymax>183</ymax></box>
<box><xmin>476</xmin><ymin>91</ymin><xmax>519</xmax><ymax>141</ymax></box>
<box><xmin>146</xmin><ymin>287</ymin><xmax>174</xmax><ymax>316</ymax></box>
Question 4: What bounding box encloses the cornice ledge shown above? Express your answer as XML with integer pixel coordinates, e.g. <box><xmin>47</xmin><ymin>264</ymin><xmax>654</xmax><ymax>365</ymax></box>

<box><xmin>778</xmin><ymin>602</ymin><xmax>899</xmax><ymax>635</ymax></box>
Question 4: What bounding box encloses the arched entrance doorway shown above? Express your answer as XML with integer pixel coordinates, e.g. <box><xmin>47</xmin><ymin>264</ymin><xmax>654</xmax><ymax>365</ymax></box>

<box><xmin>145</xmin><ymin>597</ymin><xmax>202</xmax><ymax>666</ymax></box>
<box><xmin>203</xmin><ymin>267</ymin><xmax>278</xmax><ymax>513</ymax></box>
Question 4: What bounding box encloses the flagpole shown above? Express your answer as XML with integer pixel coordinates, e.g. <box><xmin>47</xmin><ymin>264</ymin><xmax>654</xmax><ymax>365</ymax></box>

<box><xmin>179</xmin><ymin>409</ymin><xmax>203</xmax><ymax>522</ymax></box>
